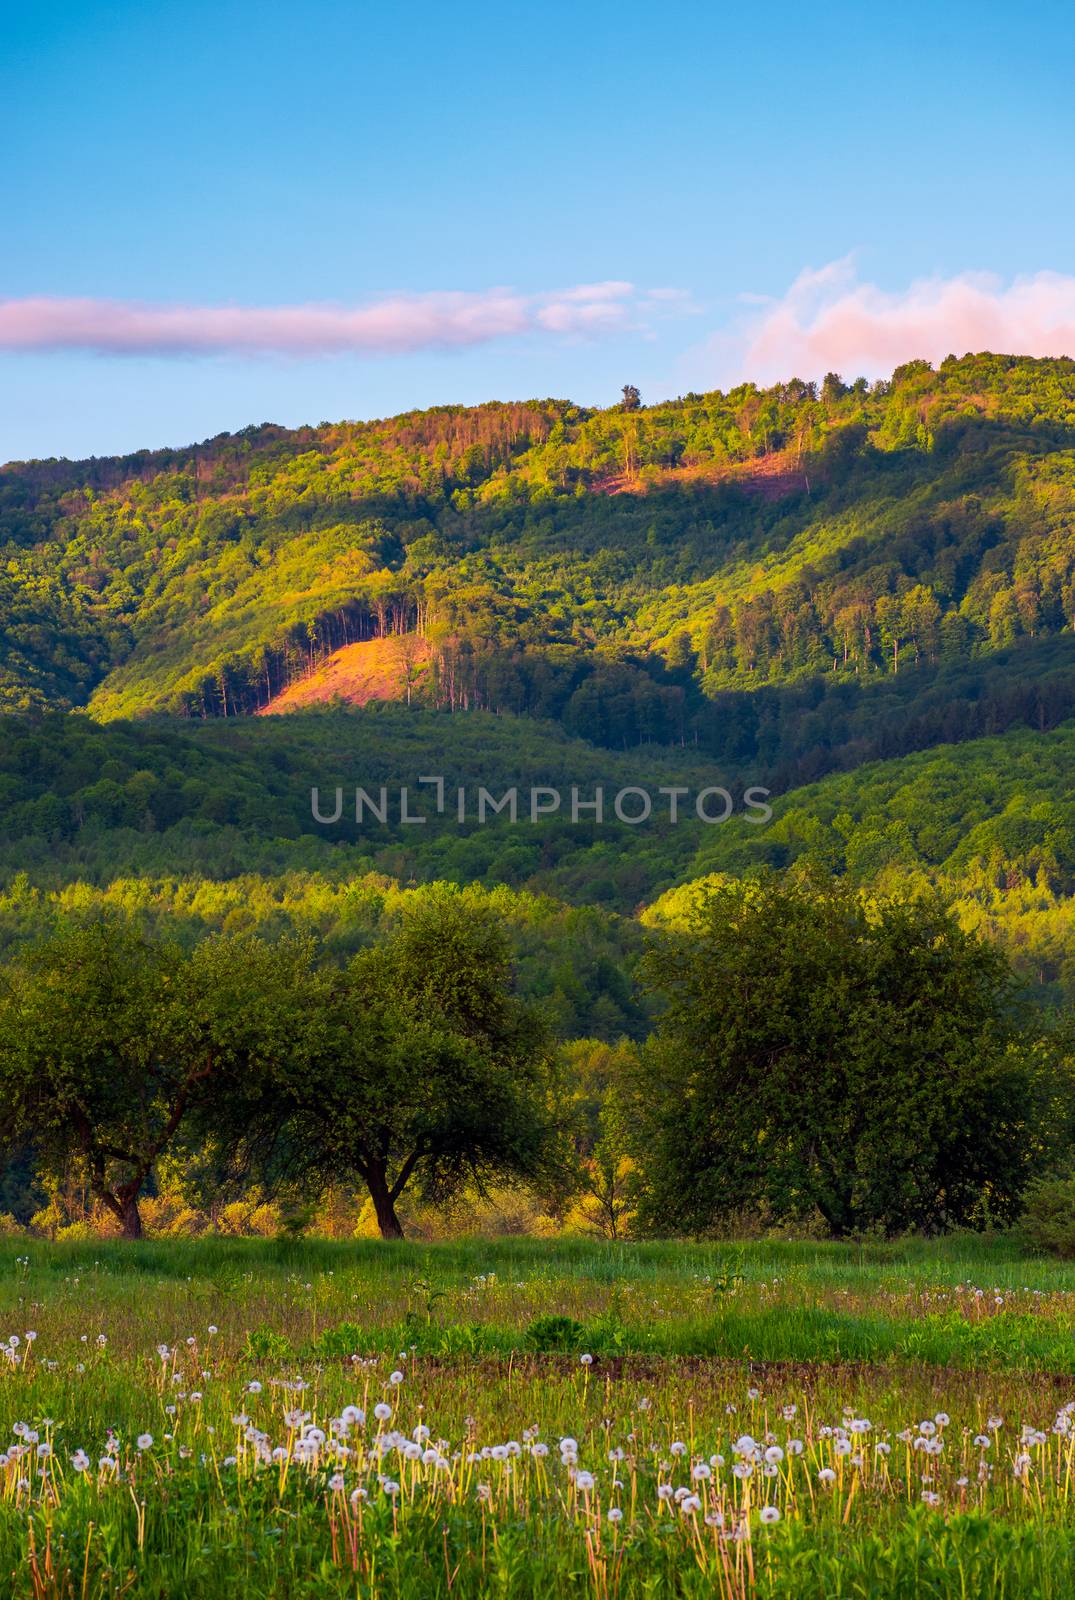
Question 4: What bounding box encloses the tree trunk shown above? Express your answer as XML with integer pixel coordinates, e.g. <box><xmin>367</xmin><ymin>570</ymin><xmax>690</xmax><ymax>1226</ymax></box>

<box><xmin>366</xmin><ymin>1167</ymin><xmax>405</xmax><ymax>1240</ymax></box>
<box><xmin>121</xmin><ymin>1196</ymin><xmax>143</xmax><ymax>1240</ymax></box>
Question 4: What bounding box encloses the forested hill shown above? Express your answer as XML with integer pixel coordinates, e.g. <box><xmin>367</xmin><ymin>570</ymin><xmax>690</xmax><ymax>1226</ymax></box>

<box><xmin>4</xmin><ymin>352</ymin><xmax>1075</xmax><ymax>754</ymax></box>
<box><xmin>1</xmin><ymin>706</ymin><xmax>1073</xmax><ymax>1008</ymax></box>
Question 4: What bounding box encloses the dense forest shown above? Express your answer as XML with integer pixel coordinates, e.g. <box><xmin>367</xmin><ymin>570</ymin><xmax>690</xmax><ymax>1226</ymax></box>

<box><xmin>5</xmin><ymin>352</ymin><xmax>1075</xmax><ymax>1234</ymax></box>
<box><xmin>5</xmin><ymin>353</ymin><xmax>1075</xmax><ymax>747</ymax></box>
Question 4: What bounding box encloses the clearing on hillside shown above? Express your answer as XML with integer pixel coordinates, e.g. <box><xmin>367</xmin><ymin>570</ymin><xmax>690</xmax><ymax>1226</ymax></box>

<box><xmin>258</xmin><ymin>634</ymin><xmax>431</xmax><ymax>714</ymax></box>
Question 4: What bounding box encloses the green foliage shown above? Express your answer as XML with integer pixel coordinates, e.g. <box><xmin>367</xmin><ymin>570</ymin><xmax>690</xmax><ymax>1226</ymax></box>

<box><xmin>523</xmin><ymin>1313</ymin><xmax>586</xmax><ymax>1352</ymax></box>
<box><xmin>0</xmin><ymin>922</ymin><xmax>317</xmax><ymax>1235</ymax></box>
<box><xmin>243</xmin><ymin>1326</ymin><xmax>293</xmax><ymax>1362</ymax></box>
<box><xmin>7</xmin><ymin>354</ymin><xmax>1075</xmax><ymax>758</ymax></box>
<box><xmin>308</xmin><ymin>1320</ymin><xmax>365</xmax><ymax>1358</ymax></box>
<box><xmin>272</xmin><ymin>886</ymin><xmax>558</xmax><ymax>1238</ymax></box>
<box><xmin>1020</xmin><ymin>1177</ymin><xmax>1075</xmax><ymax>1258</ymax></box>
<box><xmin>625</xmin><ymin>876</ymin><xmax>1033</xmax><ymax>1237</ymax></box>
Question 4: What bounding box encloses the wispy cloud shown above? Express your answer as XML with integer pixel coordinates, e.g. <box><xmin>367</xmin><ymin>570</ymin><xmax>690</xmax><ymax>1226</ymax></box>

<box><xmin>0</xmin><ymin>283</ymin><xmax>658</xmax><ymax>357</ymax></box>
<box><xmin>723</xmin><ymin>260</ymin><xmax>1075</xmax><ymax>383</ymax></box>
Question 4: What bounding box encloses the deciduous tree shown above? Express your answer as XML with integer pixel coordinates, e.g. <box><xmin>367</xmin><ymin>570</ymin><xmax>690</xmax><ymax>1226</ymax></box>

<box><xmin>623</xmin><ymin>875</ymin><xmax>1031</xmax><ymax>1237</ymax></box>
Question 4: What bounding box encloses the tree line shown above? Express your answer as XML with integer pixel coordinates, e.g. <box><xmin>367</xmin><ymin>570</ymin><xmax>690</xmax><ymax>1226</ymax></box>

<box><xmin>7</xmin><ymin>353</ymin><xmax>1075</xmax><ymax>731</ymax></box>
<box><xmin>2</xmin><ymin>876</ymin><xmax>1071</xmax><ymax>1242</ymax></box>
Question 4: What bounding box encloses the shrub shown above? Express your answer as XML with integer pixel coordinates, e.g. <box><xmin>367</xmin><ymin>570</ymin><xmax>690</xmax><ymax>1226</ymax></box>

<box><xmin>1020</xmin><ymin>1177</ymin><xmax>1075</xmax><ymax>1258</ymax></box>
<box><xmin>310</xmin><ymin>1321</ymin><xmax>365</xmax><ymax>1358</ymax></box>
<box><xmin>525</xmin><ymin>1314</ymin><xmax>586</xmax><ymax>1353</ymax></box>
<box><xmin>244</xmin><ymin>1328</ymin><xmax>292</xmax><ymax>1362</ymax></box>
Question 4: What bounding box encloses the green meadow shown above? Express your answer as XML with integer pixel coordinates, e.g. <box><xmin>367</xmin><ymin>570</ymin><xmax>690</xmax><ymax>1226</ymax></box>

<box><xmin>3</xmin><ymin>1236</ymin><xmax>1075</xmax><ymax>1597</ymax></box>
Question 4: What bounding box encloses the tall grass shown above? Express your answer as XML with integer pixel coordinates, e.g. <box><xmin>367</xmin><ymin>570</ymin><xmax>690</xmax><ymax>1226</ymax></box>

<box><xmin>1</xmin><ymin>1237</ymin><xmax>1073</xmax><ymax>1596</ymax></box>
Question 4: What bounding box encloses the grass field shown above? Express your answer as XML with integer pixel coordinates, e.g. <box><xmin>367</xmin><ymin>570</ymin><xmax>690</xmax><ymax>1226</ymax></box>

<box><xmin>3</xmin><ymin>1235</ymin><xmax>1075</xmax><ymax>1597</ymax></box>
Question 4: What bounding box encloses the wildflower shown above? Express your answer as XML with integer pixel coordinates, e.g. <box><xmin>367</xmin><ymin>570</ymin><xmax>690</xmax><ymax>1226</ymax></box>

<box><xmin>692</xmin><ymin>1462</ymin><xmax>711</xmax><ymax>1480</ymax></box>
<box><xmin>137</xmin><ymin>1434</ymin><xmax>153</xmax><ymax>1451</ymax></box>
<box><xmin>764</xmin><ymin>1445</ymin><xmax>784</xmax><ymax>1464</ymax></box>
<box><xmin>575</xmin><ymin>1470</ymin><xmax>595</xmax><ymax>1492</ymax></box>
<box><xmin>70</xmin><ymin>1450</ymin><xmax>89</xmax><ymax>1472</ymax></box>
<box><xmin>759</xmin><ymin>1505</ymin><xmax>781</xmax><ymax>1525</ymax></box>
<box><xmin>670</xmin><ymin>1440</ymin><xmax>687</xmax><ymax>1457</ymax></box>
<box><xmin>247</xmin><ymin>1381</ymin><xmax>263</xmax><ymax>1395</ymax></box>
<box><xmin>607</xmin><ymin>1507</ymin><xmax>623</xmax><ymax>1523</ymax></box>
<box><xmin>328</xmin><ymin>1473</ymin><xmax>345</xmax><ymax>1491</ymax></box>
<box><xmin>389</xmin><ymin>1370</ymin><xmax>404</xmax><ymax>1385</ymax></box>
<box><xmin>657</xmin><ymin>1484</ymin><xmax>673</xmax><ymax>1500</ymax></box>
<box><xmin>818</xmin><ymin>1468</ymin><xmax>836</xmax><ymax>1484</ymax></box>
<box><xmin>580</xmin><ymin>1353</ymin><xmax>593</xmax><ymax>1366</ymax></box>
<box><xmin>921</xmin><ymin>1490</ymin><xmax>941</xmax><ymax>1506</ymax></box>
<box><xmin>374</xmin><ymin>1403</ymin><xmax>392</xmax><ymax>1423</ymax></box>
<box><xmin>680</xmin><ymin>1493</ymin><xmax>702</xmax><ymax>1515</ymax></box>
<box><xmin>350</xmin><ymin>1487</ymin><xmax>367</xmax><ymax>1505</ymax></box>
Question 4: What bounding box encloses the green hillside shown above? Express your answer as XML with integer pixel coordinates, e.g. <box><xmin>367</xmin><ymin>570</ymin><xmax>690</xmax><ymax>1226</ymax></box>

<box><xmin>0</xmin><ymin>704</ymin><xmax>1073</xmax><ymax>1006</ymax></box>
<box><xmin>4</xmin><ymin>353</ymin><xmax>1075</xmax><ymax>756</ymax></box>
<box><xmin>5</xmin><ymin>352</ymin><xmax>1075</xmax><ymax>1012</ymax></box>
<box><xmin>645</xmin><ymin>718</ymin><xmax>1075</xmax><ymax>1005</ymax></box>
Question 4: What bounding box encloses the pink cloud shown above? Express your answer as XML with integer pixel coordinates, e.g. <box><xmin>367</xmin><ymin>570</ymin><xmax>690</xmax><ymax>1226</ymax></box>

<box><xmin>0</xmin><ymin>283</ymin><xmax>649</xmax><ymax>357</ymax></box>
<box><xmin>733</xmin><ymin>261</ymin><xmax>1075</xmax><ymax>382</ymax></box>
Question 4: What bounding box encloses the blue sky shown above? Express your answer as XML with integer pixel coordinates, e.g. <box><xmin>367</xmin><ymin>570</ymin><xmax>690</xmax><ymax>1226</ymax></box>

<box><xmin>3</xmin><ymin>0</ymin><xmax>1075</xmax><ymax>460</ymax></box>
